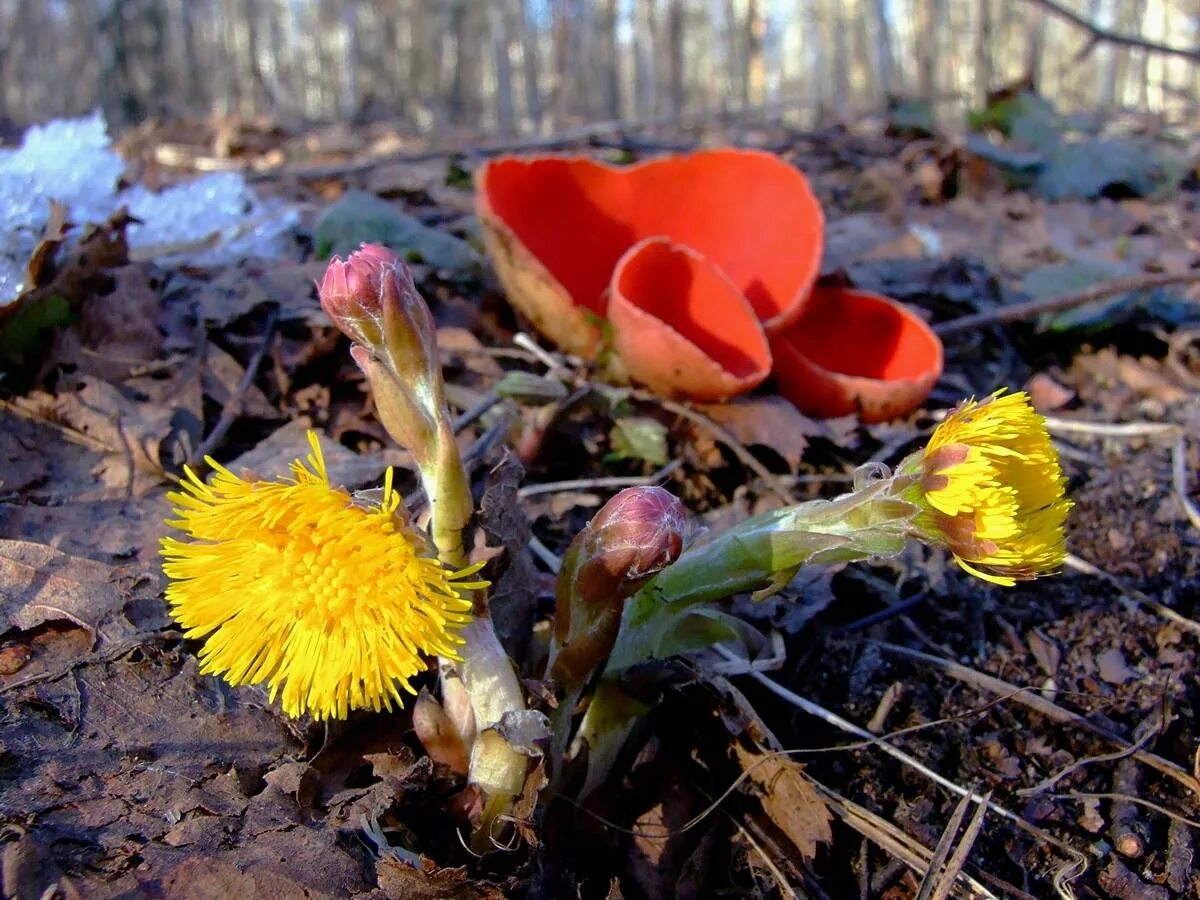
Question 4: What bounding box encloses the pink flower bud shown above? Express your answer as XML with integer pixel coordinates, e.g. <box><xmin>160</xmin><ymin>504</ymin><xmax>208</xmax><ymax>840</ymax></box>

<box><xmin>317</xmin><ymin>243</ymin><xmax>402</xmax><ymax>348</ymax></box>
<box><xmin>550</xmin><ymin>486</ymin><xmax>688</xmax><ymax>688</ymax></box>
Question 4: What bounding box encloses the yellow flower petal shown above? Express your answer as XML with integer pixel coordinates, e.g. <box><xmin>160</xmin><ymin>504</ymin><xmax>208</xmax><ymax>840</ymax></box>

<box><xmin>160</xmin><ymin>431</ymin><xmax>479</xmax><ymax>720</ymax></box>
<box><xmin>904</xmin><ymin>391</ymin><xmax>1071</xmax><ymax>585</ymax></box>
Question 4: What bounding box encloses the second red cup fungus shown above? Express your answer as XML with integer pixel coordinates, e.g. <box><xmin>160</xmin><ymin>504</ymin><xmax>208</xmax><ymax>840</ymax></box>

<box><xmin>608</xmin><ymin>238</ymin><xmax>772</xmax><ymax>401</ymax></box>
<box><xmin>770</xmin><ymin>286</ymin><xmax>944</xmax><ymax>423</ymax></box>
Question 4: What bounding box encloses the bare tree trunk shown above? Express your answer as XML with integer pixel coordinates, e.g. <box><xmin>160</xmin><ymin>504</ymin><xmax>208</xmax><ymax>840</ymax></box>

<box><xmin>870</xmin><ymin>0</ymin><xmax>895</xmax><ymax>98</ymax></box>
<box><xmin>829</xmin><ymin>0</ymin><xmax>849</xmax><ymax>110</ymax></box>
<box><xmin>917</xmin><ymin>0</ymin><xmax>940</xmax><ymax>100</ymax></box>
<box><xmin>724</xmin><ymin>0</ymin><xmax>747</xmax><ymax>107</ymax></box>
<box><xmin>974</xmin><ymin>0</ymin><xmax>992</xmax><ymax>105</ymax></box>
<box><xmin>598</xmin><ymin>0</ymin><xmax>621</xmax><ymax>120</ymax></box>
<box><xmin>550</xmin><ymin>0</ymin><xmax>571</xmax><ymax>127</ymax></box>
<box><xmin>340</xmin><ymin>4</ymin><xmax>359</xmax><ymax>118</ymax></box>
<box><xmin>488</xmin><ymin>1</ymin><xmax>516</xmax><ymax>133</ymax></box>
<box><xmin>665</xmin><ymin>0</ymin><xmax>685</xmax><ymax>116</ymax></box>
<box><xmin>1025</xmin><ymin>3</ymin><xmax>1047</xmax><ymax>86</ymax></box>
<box><xmin>799</xmin><ymin>0</ymin><xmax>828</xmax><ymax>115</ymax></box>
<box><xmin>448</xmin><ymin>0</ymin><xmax>483</xmax><ymax>127</ymax></box>
<box><xmin>633</xmin><ymin>0</ymin><xmax>658</xmax><ymax>120</ymax></box>
<box><xmin>746</xmin><ymin>0</ymin><xmax>766</xmax><ymax>107</ymax></box>
<box><xmin>515</xmin><ymin>0</ymin><xmax>543</xmax><ymax>132</ymax></box>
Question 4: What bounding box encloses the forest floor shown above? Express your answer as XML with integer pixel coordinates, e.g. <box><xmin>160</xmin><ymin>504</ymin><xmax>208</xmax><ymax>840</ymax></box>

<box><xmin>1</xmin><ymin>111</ymin><xmax>1199</xmax><ymax>899</ymax></box>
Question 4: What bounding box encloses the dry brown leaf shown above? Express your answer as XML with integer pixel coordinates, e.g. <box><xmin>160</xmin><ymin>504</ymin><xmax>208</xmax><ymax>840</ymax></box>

<box><xmin>376</xmin><ymin>856</ymin><xmax>507</xmax><ymax>900</ymax></box>
<box><xmin>9</xmin><ymin>373</ymin><xmax>177</xmax><ymax>497</ymax></box>
<box><xmin>61</xmin><ymin>264</ymin><xmax>164</xmax><ymax>383</ymax></box>
<box><xmin>0</xmin><ymin>539</ymin><xmax>158</xmax><ymax>648</ymax></box>
<box><xmin>732</xmin><ymin>741</ymin><xmax>832</xmax><ymax>862</ymax></box>
<box><xmin>698</xmin><ymin>395</ymin><xmax>823</xmax><ymax>471</ymax></box>
<box><xmin>223</xmin><ymin>418</ymin><xmax>402</xmax><ymax>488</ymax></box>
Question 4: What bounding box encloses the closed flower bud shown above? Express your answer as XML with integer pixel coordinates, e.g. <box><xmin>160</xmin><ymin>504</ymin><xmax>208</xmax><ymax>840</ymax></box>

<box><xmin>317</xmin><ymin>243</ymin><xmax>471</xmax><ymax>566</ymax></box>
<box><xmin>550</xmin><ymin>486</ymin><xmax>687</xmax><ymax>689</ymax></box>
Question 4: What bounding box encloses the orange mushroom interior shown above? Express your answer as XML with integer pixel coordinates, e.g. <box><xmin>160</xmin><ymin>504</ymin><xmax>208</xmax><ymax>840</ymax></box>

<box><xmin>614</xmin><ymin>240</ymin><xmax>770</xmax><ymax>379</ymax></box>
<box><xmin>782</xmin><ymin>287</ymin><xmax>940</xmax><ymax>380</ymax></box>
<box><xmin>480</xmin><ymin>152</ymin><xmax>823</xmax><ymax>325</ymax></box>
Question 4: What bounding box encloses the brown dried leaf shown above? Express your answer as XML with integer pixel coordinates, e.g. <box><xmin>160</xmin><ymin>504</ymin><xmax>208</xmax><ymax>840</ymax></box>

<box><xmin>223</xmin><ymin>419</ymin><xmax>401</xmax><ymax>488</ymax></box>
<box><xmin>376</xmin><ymin>856</ymin><xmax>507</xmax><ymax>900</ymax></box>
<box><xmin>0</xmin><ymin>539</ymin><xmax>158</xmax><ymax>648</ymax></box>
<box><xmin>60</xmin><ymin>264</ymin><xmax>164</xmax><ymax>383</ymax></box>
<box><xmin>732</xmin><ymin>741</ymin><xmax>832</xmax><ymax>861</ymax></box>
<box><xmin>477</xmin><ymin>450</ymin><xmax>537</xmax><ymax>659</ymax></box>
<box><xmin>9</xmin><ymin>373</ymin><xmax>177</xmax><ymax>497</ymax></box>
<box><xmin>698</xmin><ymin>395</ymin><xmax>819</xmax><ymax>471</ymax></box>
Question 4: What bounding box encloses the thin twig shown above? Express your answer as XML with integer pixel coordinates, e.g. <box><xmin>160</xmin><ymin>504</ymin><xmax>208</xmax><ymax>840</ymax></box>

<box><xmin>874</xmin><ymin>640</ymin><xmax>1200</xmax><ymax>796</ymax></box>
<box><xmin>512</xmin><ymin>332</ymin><xmax>574</xmax><ymax>378</ymax></box>
<box><xmin>453</xmin><ymin>392</ymin><xmax>502</xmax><ymax>433</ymax></box>
<box><xmin>527</xmin><ymin>534</ymin><xmax>563</xmax><ymax>573</ymax></box>
<box><xmin>934</xmin><ymin>272</ymin><xmax>1200</xmax><ymax>336</ymax></box>
<box><xmin>812</xmin><ymin>780</ymin><xmax>1004</xmax><ymax>900</ymax></box>
<box><xmin>1017</xmin><ymin>728</ymin><xmax>1158</xmax><ymax>797</ymax></box>
<box><xmin>639</xmin><ymin>392</ymin><xmax>794</xmax><ymax>504</ymax></box>
<box><xmin>727</xmin><ymin>813</ymin><xmax>799</xmax><ymax>899</ymax></box>
<box><xmin>929</xmin><ymin>793</ymin><xmax>991</xmax><ymax>900</ymax></box>
<box><xmin>189</xmin><ymin>307</ymin><xmax>279</xmax><ymax>465</ymax></box>
<box><xmin>712</xmin><ymin>646</ymin><xmax>1097</xmax><ymax>860</ymax></box>
<box><xmin>915</xmin><ymin>791</ymin><xmax>976</xmax><ymax>900</ymax></box>
<box><xmin>1051</xmin><ymin>792</ymin><xmax>1200</xmax><ymax>831</ymax></box>
<box><xmin>1017</xmin><ymin>0</ymin><xmax>1200</xmax><ymax>61</ymax></box>
<box><xmin>1066</xmin><ymin>553</ymin><xmax>1200</xmax><ymax>638</ymax></box>
<box><xmin>1043</xmin><ymin>416</ymin><xmax>1200</xmax><ymax>532</ymax></box>
<box><xmin>517</xmin><ymin>460</ymin><xmax>683</xmax><ymax>499</ymax></box>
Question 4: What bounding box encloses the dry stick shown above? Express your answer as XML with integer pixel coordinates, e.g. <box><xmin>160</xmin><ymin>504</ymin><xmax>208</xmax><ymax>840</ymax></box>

<box><xmin>1066</xmin><ymin>553</ymin><xmax>1200</xmax><ymax>638</ymax></box>
<box><xmin>1052</xmin><ymin>792</ymin><xmax>1200</xmax><ymax>831</ymax></box>
<box><xmin>934</xmin><ymin>272</ymin><xmax>1200</xmax><ymax>337</ymax></box>
<box><xmin>914</xmin><ymin>791</ymin><xmax>978</xmax><ymax>900</ymax></box>
<box><xmin>1043</xmin><ymin>416</ymin><xmax>1200</xmax><ymax>532</ymax></box>
<box><xmin>638</xmin><ymin>391</ymin><xmax>795</xmax><ymax>505</ymax></box>
<box><xmin>812</xmin><ymin>780</ymin><xmax>1004</xmax><ymax>900</ymax></box>
<box><xmin>929</xmin><ymin>795</ymin><xmax>992</xmax><ymax>900</ymax></box>
<box><xmin>873</xmin><ymin>641</ymin><xmax>1200</xmax><ymax>797</ymax></box>
<box><xmin>452</xmin><ymin>392</ymin><xmax>503</xmax><ymax>433</ymax></box>
<box><xmin>1017</xmin><ymin>728</ymin><xmax>1158</xmax><ymax>797</ymax></box>
<box><xmin>1017</xmin><ymin>0</ymin><xmax>1200</xmax><ymax>61</ymax></box>
<box><xmin>189</xmin><ymin>307</ymin><xmax>279</xmax><ymax>465</ymax></box>
<box><xmin>711</xmin><ymin>646</ymin><xmax>1095</xmax><ymax>862</ymax></box>
<box><xmin>727</xmin><ymin>814</ymin><xmax>799</xmax><ymax>899</ymax></box>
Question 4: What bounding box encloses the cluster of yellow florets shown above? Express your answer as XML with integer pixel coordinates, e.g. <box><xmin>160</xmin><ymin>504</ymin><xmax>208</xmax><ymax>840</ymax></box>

<box><xmin>161</xmin><ymin>432</ymin><xmax>484</xmax><ymax>721</ymax></box>
<box><xmin>902</xmin><ymin>390</ymin><xmax>1071</xmax><ymax>586</ymax></box>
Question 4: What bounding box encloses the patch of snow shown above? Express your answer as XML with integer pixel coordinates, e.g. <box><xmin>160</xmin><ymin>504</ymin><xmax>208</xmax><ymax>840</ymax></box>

<box><xmin>0</xmin><ymin>112</ymin><xmax>298</xmax><ymax>305</ymax></box>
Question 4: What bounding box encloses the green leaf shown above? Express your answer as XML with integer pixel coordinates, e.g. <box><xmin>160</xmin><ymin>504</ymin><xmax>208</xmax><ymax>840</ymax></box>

<box><xmin>1022</xmin><ymin>260</ymin><xmax>1198</xmax><ymax>332</ymax></box>
<box><xmin>608</xmin><ymin>416</ymin><xmax>669</xmax><ymax>466</ymax></box>
<box><xmin>494</xmin><ymin>371</ymin><xmax>568</xmax><ymax>406</ymax></box>
<box><xmin>0</xmin><ymin>294</ymin><xmax>71</xmax><ymax>368</ymax></box>
<box><xmin>314</xmin><ymin>190</ymin><xmax>480</xmax><ymax>273</ymax></box>
<box><xmin>1036</xmin><ymin>138</ymin><xmax>1186</xmax><ymax>201</ymax></box>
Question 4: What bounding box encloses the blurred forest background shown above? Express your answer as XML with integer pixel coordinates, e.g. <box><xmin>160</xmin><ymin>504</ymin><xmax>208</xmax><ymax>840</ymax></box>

<box><xmin>1</xmin><ymin>0</ymin><xmax>1198</xmax><ymax>136</ymax></box>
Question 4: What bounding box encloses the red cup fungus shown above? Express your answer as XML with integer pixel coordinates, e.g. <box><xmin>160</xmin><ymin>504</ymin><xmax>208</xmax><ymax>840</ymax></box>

<box><xmin>770</xmin><ymin>286</ymin><xmax>944</xmax><ymax>423</ymax></box>
<box><xmin>476</xmin><ymin>150</ymin><xmax>822</xmax><ymax>361</ymax></box>
<box><xmin>476</xmin><ymin>148</ymin><xmax>942</xmax><ymax>420</ymax></box>
<box><xmin>608</xmin><ymin>238</ymin><xmax>771</xmax><ymax>401</ymax></box>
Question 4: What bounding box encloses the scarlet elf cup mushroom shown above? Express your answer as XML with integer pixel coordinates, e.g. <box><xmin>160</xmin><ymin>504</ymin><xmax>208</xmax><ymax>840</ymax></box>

<box><xmin>476</xmin><ymin>149</ymin><xmax>943</xmax><ymax>419</ymax></box>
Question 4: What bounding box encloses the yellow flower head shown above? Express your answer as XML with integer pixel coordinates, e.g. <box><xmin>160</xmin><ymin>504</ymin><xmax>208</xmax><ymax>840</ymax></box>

<box><xmin>160</xmin><ymin>432</ymin><xmax>484</xmax><ymax>721</ymax></box>
<box><xmin>901</xmin><ymin>390</ymin><xmax>1071</xmax><ymax>586</ymax></box>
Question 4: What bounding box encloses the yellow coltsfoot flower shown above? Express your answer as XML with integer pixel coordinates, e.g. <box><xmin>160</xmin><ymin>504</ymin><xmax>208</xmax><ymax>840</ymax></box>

<box><xmin>899</xmin><ymin>390</ymin><xmax>1071</xmax><ymax>586</ymax></box>
<box><xmin>160</xmin><ymin>432</ymin><xmax>485</xmax><ymax>721</ymax></box>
